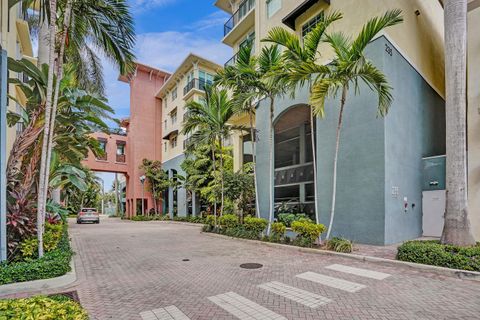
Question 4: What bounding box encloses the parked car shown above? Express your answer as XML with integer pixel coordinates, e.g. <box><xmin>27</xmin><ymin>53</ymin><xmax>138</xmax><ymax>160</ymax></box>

<box><xmin>77</xmin><ymin>208</ymin><xmax>100</xmax><ymax>224</ymax></box>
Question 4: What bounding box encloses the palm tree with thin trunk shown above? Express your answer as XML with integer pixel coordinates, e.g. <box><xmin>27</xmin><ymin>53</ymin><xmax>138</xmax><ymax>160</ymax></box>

<box><xmin>262</xmin><ymin>11</ymin><xmax>342</xmax><ymax>225</ymax></box>
<box><xmin>305</xmin><ymin>10</ymin><xmax>403</xmax><ymax>239</ymax></box>
<box><xmin>182</xmin><ymin>87</ymin><xmax>237</xmax><ymax>224</ymax></box>
<box><xmin>441</xmin><ymin>0</ymin><xmax>476</xmax><ymax>246</ymax></box>
<box><xmin>215</xmin><ymin>45</ymin><xmax>261</xmax><ymax>217</ymax></box>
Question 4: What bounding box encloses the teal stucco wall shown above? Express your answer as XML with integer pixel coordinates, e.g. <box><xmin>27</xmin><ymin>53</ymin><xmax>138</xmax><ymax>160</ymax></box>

<box><xmin>162</xmin><ymin>154</ymin><xmax>188</xmax><ymax>217</ymax></box>
<box><xmin>255</xmin><ymin>36</ymin><xmax>445</xmax><ymax>245</ymax></box>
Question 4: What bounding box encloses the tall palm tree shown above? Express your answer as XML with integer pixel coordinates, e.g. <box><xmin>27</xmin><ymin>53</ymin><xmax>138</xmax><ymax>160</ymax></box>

<box><xmin>304</xmin><ymin>10</ymin><xmax>403</xmax><ymax>239</ymax></box>
<box><xmin>262</xmin><ymin>11</ymin><xmax>342</xmax><ymax>225</ymax></box>
<box><xmin>441</xmin><ymin>0</ymin><xmax>476</xmax><ymax>246</ymax></box>
<box><xmin>182</xmin><ymin>87</ymin><xmax>237</xmax><ymax>223</ymax></box>
<box><xmin>215</xmin><ymin>45</ymin><xmax>261</xmax><ymax>217</ymax></box>
<box><xmin>255</xmin><ymin>45</ymin><xmax>287</xmax><ymax>234</ymax></box>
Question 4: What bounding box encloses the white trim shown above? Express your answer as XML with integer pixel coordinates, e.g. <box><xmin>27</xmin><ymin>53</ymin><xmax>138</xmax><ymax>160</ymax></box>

<box><xmin>422</xmin><ymin>154</ymin><xmax>446</xmax><ymax>160</ymax></box>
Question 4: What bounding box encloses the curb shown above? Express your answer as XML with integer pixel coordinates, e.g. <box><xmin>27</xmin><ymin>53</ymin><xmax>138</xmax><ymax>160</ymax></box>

<box><xmin>202</xmin><ymin>232</ymin><xmax>480</xmax><ymax>282</ymax></box>
<box><xmin>0</xmin><ymin>259</ymin><xmax>77</xmax><ymax>298</ymax></box>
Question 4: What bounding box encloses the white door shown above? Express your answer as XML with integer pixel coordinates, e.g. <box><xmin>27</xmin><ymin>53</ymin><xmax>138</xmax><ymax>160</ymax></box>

<box><xmin>422</xmin><ymin>190</ymin><xmax>445</xmax><ymax>237</ymax></box>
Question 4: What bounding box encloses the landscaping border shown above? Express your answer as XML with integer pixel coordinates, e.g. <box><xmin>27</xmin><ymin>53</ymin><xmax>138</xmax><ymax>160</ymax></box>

<box><xmin>202</xmin><ymin>230</ymin><xmax>480</xmax><ymax>282</ymax></box>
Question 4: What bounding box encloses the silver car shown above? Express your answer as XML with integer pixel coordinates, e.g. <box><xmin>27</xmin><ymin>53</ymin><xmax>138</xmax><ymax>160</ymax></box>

<box><xmin>77</xmin><ymin>208</ymin><xmax>100</xmax><ymax>224</ymax></box>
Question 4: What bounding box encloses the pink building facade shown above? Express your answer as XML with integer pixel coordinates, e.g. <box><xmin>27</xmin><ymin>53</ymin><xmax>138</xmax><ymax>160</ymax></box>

<box><xmin>83</xmin><ymin>63</ymin><xmax>170</xmax><ymax>218</ymax></box>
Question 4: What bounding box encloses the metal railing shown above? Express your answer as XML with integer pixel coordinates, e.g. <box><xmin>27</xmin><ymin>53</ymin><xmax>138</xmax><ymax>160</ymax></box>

<box><xmin>108</xmin><ymin>128</ymin><xmax>127</xmax><ymax>136</ymax></box>
<box><xmin>116</xmin><ymin>154</ymin><xmax>126</xmax><ymax>163</ymax></box>
<box><xmin>224</xmin><ymin>52</ymin><xmax>238</xmax><ymax>67</ymax></box>
<box><xmin>274</xmin><ymin>162</ymin><xmax>314</xmax><ymax>186</ymax></box>
<box><xmin>224</xmin><ymin>0</ymin><xmax>255</xmax><ymax>36</ymax></box>
<box><xmin>183</xmin><ymin>78</ymin><xmax>211</xmax><ymax>96</ymax></box>
<box><xmin>96</xmin><ymin>152</ymin><xmax>108</xmax><ymax>161</ymax></box>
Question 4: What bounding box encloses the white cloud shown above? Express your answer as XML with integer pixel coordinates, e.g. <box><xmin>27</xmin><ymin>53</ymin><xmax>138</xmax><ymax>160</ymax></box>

<box><xmin>189</xmin><ymin>11</ymin><xmax>230</xmax><ymax>31</ymax></box>
<box><xmin>135</xmin><ymin>31</ymin><xmax>232</xmax><ymax>71</ymax></box>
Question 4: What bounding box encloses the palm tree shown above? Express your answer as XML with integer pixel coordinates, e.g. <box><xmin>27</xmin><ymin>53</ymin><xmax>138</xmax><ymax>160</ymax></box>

<box><xmin>254</xmin><ymin>45</ymin><xmax>287</xmax><ymax>234</ymax></box>
<box><xmin>441</xmin><ymin>0</ymin><xmax>476</xmax><ymax>246</ymax></box>
<box><xmin>182</xmin><ymin>87</ymin><xmax>237</xmax><ymax>224</ymax></box>
<box><xmin>215</xmin><ymin>45</ymin><xmax>261</xmax><ymax>217</ymax></box>
<box><xmin>262</xmin><ymin>11</ymin><xmax>342</xmax><ymax>225</ymax></box>
<box><xmin>304</xmin><ymin>10</ymin><xmax>403</xmax><ymax>239</ymax></box>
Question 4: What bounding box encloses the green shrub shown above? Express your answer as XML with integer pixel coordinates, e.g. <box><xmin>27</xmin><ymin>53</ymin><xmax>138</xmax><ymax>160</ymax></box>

<box><xmin>291</xmin><ymin>221</ymin><xmax>326</xmax><ymax>247</ymax></box>
<box><xmin>223</xmin><ymin>225</ymin><xmax>260</xmax><ymax>240</ymax></box>
<box><xmin>205</xmin><ymin>215</ymin><xmax>216</xmax><ymax>227</ymax></box>
<box><xmin>0</xmin><ymin>295</ymin><xmax>88</xmax><ymax>320</ymax></box>
<box><xmin>327</xmin><ymin>237</ymin><xmax>353</xmax><ymax>253</ymax></box>
<box><xmin>397</xmin><ymin>240</ymin><xmax>480</xmax><ymax>271</ymax></box>
<box><xmin>244</xmin><ymin>216</ymin><xmax>268</xmax><ymax>235</ymax></box>
<box><xmin>270</xmin><ymin>222</ymin><xmax>286</xmax><ymax>242</ymax></box>
<box><xmin>218</xmin><ymin>214</ymin><xmax>239</xmax><ymax>229</ymax></box>
<box><xmin>19</xmin><ymin>223</ymin><xmax>64</xmax><ymax>260</ymax></box>
<box><xmin>278</xmin><ymin>213</ymin><xmax>312</xmax><ymax>227</ymax></box>
<box><xmin>0</xmin><ymin>225</ymin><xmax>73</xmax><ymax>285</ymax></box>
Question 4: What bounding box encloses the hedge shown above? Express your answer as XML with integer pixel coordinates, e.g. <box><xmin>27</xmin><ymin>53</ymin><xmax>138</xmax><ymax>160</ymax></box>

<box><xmin>0</xmin><ymin>225</ymin><xmax>73</xmax><ymax>285</ymax></box>
<box><xmin>0</xmin><ymin>295</ymin><xmax>88</xmax><ymax>320</ymax></box>
<box><xmin>396</xmin><ymin>240</ymin><xmax>480</xmax><ymax>271</ymax></box>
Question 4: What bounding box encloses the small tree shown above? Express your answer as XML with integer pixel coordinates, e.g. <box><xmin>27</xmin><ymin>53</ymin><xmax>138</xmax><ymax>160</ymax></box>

<box><xmin>140</xmin><ymin>159</ymin><xmax>169</xmax><ymax>215</ymax></box>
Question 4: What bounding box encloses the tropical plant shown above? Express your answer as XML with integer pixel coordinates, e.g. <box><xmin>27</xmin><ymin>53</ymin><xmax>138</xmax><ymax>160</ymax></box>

<box><xmin>441</xmin><ymin>0</ymin><xmax>476</xmax><ymax>246</ymax></box>
<box><xmin>262</xmin><ymin>11</ymin><xmax>342</xmax><ymax>224</ymax></box>
<box><xmin>182</xmin><ymin>86</ymin><xmax>238</xmax><ymax>224</ymax></box>
<box><xmin>215</xmin><ymin>45</ymin><xmax>261</xmax><ymax>217</ymax></box>
<box><xmin>223</xmin><ymin>163</ymin><xmax>255</xmax><ymax>219</ymax></box>
<box><xmin>140</xmin><ymin>159</ymin><xmax>170</xmax><ymax>215</ymax></box>
<box><xmin>291</xmin><ymin>220</ymin><xmax>326</xmax><ymax>247</ymax></box>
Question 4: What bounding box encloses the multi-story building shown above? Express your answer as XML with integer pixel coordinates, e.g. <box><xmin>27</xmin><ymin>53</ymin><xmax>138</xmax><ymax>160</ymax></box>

<box><xmin>1</xmin><ymin>1</ymin><xmax>35</xmax><ymax>260</ymax></box>
<box><xmin>157</xmin><ymin>54</ymin><xmax>222</xmax><ymax>217</ymax></box>
<box><xmin>216</xmin><ymin>0</ymin><xmax>448</xmax><ymax>245</ymax></box>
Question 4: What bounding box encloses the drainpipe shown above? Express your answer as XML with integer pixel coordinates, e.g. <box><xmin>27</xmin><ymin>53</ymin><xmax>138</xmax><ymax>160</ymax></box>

<box><xmin>0</xmin><ymin>49</ymin><xmax>7</xmax><ymax>262</ymax></box>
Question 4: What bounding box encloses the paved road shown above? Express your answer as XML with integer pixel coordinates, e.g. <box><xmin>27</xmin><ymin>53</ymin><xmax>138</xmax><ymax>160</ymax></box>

<box><xmin>69</xmin><ymin>218</ymin><xmax>480</xmax><ymax>320</ymax></box>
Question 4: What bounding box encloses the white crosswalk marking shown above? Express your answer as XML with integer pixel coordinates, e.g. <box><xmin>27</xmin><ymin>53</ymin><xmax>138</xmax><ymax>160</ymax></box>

<box><xmin>325</xmin><ymin>264</ymin><xmax>391</xmax><ymax>280</ymax></box>
<box><xmin>208</xmin><ymin>291</ymin><xmax>287</xmax><ymax>320</ymax></box>
<box><xmin>296</xmin><ymin>272</ymin><xmax>366</xmax><ymax>293</ymax></box>
<box><xmin>258</xmin><ymin>281</ymin><xmax>332</xmax><ymax>308</ymax></box>
<box><xmin>140</xmin><ymin>306</ymin><xmax>191</xmax><ymax>320</ymax></box>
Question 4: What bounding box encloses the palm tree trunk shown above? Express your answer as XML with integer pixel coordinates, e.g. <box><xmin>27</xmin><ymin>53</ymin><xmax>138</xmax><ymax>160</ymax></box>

<box><xmin>211</xmin><ymin>145</ymin><xmax>218</xmax><ymax>228</ymax></box>
<box><xmin>37</xmin><ymin>0</ymin><xmax>57</xmax><ymax>258</ymax></box>
<box><xmin>441</xmin><ymin>0</ymin><xmax>476</xmax><ymax>246</ymax></box>
<box><xmin>310</xmin><ymin>108</ymin><xmax>319</xmax><ymax>225</ymax></box>
<box><xmin>219</xmin><ymin>139</ymin><xmax>225</xmax><ymax>217</ymax></box>
<box><xmin>326</xmin><ymin>86</ymin><xmax>347</xmax><ymax>240</ymax></box>
<box><xmin>249</xmin><ymin>111</ymin><xmax>260</xmax><ymax>218</ymax></box>
<box><xmin>42</xmin><ymin>0</ymin><xmax>73</xmax><ymax>210</ymax></box>
<box><xmin>267</xmin><ymin>97</ymin><xmax>275</xmax><ymax>235</ymax></box>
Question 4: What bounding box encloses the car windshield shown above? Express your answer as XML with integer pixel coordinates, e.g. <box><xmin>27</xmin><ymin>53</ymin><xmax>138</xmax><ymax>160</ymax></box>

<box><xmin>82</xmin><ymin>209</ymin><xmax>96</xmax><ymax>213</ymax></box>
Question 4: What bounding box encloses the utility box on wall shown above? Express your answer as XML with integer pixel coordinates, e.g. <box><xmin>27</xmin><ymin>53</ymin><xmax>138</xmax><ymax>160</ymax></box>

<box><xmin>422</xmin><ymin>155</ymin><xmax>446</xmax><ymax>237</ymax></box>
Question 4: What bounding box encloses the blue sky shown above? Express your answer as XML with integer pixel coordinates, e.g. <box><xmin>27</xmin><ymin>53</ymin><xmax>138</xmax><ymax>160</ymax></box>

<box><xmin>99</xmin><ymin>0</ymin><xmax>233</xmax><ymax>191</ymax></box>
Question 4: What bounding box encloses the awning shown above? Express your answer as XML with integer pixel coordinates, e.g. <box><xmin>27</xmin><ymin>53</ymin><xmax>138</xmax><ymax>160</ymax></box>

<box><xmin>282</xmin><ymin>0</ymin><xmax>330</xmax><ymax>30</ymax></box>
<box><xmin>163</xmin><ymin>129</ymin><xmax>178</xmax><ymax>140</ymax></box>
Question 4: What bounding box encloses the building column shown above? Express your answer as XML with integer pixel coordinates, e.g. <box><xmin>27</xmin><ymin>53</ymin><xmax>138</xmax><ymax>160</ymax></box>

<box><xmin>0</xmin><ymin>49</ymin><xmax>7</xmax><ymax>262</ymax></box>
<box><xmin>299</xmin><ymin>123</ymin><xmax>306</xmax><ymax>203</ymax></box>
<box><xmin>192</xmin><ymin>191</ymin><xmax>197</xmax><ymax>217</ymax></box>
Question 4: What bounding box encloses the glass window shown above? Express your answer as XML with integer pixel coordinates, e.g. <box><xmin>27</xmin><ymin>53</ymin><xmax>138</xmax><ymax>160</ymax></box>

<box><xmin>164</xmin><ymin>96</ymin><xmax>168</xmax><ymax>109</ymax></box>
<box><xmin>98</xmin><ymin>140</ymin><xmax>106</xmax><ymax>152</ymax></box>
<box><xmin>164</xmin><ymin>119</ymin><xmax>167</xmax><ymax>130</ymax></box>
<box><xmin>267</xmin><ymin>0</ymin><xmax>281</xmax><ymax>18</ymax></box>
<box><xmin>302</xmin><ymin>12</ymin><xmax>324</xmax><ymax>38</ymax></box>
<box><xmin>171</xmin><ymin>136</ymin><xmax>177</xmax><ymax>148</ymax></box>
<box><xmin>172</xmin><ymin>87</ymin><xmax>177</xmax><ymax>100</ymax></box>
<box><xmin>164</xmin><ymin>142</ymin><xmax>167</xmax><ymax>152</ymax></box>
<box><xmin>239</xmin><ymin>32</ymin><xmax>255</xmax><ymax>51</ymax></box>
<box><xmin>171</xmin><ymin>111</ymin><xmax>177</xmax><ymax>124</ymax></box>
<box><xmin>116</xmin><ymin>143</ymin><xmax>125</xmax><ymax>155</ymax></box>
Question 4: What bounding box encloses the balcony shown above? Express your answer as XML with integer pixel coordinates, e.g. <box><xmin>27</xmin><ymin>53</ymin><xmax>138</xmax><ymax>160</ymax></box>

<box><xmin>224</xmin><ymin>52</ymin><xmax>238</xmax><ymax>68</ymax></box>
<box><xmin>108</xmin><ymin>128</ymin><xmax>127</xmax><ymax>136</ymax></box>
<box><xmin>183</xmin><ymin>78</ymin><xmax>211</xmax><ymax>99</ymax></box>
<box><xmin>223</xmin><ymin>0</ymin><xmax>255</xmax><ymax>47</ymax></box>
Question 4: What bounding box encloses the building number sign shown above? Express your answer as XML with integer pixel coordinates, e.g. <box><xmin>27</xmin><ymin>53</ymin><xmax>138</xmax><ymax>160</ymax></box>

<box><xmin>385</xmin><ymin>43</ymin><xmax>393</xmax><ymax>56</ymax></box>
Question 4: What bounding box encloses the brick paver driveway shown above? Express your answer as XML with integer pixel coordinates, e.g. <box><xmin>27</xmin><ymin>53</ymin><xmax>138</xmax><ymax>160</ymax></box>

<box><xmin>70</xmin><ymin>218</ymin><xmax>480</xmax><ymax>320</ymax></box>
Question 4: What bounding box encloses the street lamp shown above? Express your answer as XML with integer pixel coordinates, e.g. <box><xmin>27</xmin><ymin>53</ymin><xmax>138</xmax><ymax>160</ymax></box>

<box><xmin>139</xmin><ymin>175</ymin><xmax>146</xmax><ymax>215</ymax></box>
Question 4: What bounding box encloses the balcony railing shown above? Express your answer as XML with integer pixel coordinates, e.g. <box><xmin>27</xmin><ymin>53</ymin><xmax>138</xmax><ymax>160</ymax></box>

<box><xmin>225</xmin><ymin>52</ymin><xmax>238</xmax><ymax>68</ymax></box>
<box><xmin>96</xmin><ymin>152</ymin><xmax>108</xmax><ymax>161</ymax></box>
<box><xmin>274</xmin><ymin>162</ymin><xmax>314</xmax><ymax>186</ymax></box>
<box><xmin>108</xmin><ymin>128</ymin><xmax>127</xmax><ymax>136</ymax></box>
<box><xmin>224</xmin><ymin>0</ymin><xmax>255</xmax><ymax>36</ymax></box>
<box><xmin>183</xmin><ymin>78</ymin><xmax>211</xmax><ymax>96</ymax></box>
<box><xmin>116</xmin><ymin>154</ymin><xmax>126</xmax><ymax>163</ymax></box>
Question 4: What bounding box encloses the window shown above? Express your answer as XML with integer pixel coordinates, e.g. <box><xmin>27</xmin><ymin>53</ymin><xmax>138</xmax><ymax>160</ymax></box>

<box><xmin>186</xmin><ymin>71</ymin><xmax>194</xmax><ymax>83</ymax></box>
<box><xmin>239</xmin><ymin>32</ymin><xmax>255</xmax><ymax>51</ymax></box>
<box><xmin>199</xmin><ymin>70</ymin><xmax>214</xmax><ymax>90</ymax></box>
<box><xmin>171</xmin><ymin>110</ymin><xmax>177</xmax><ymax>124</ymax></box>
<box><xmin>164</xmin><ymin>96</ymin><xmax>168</xmax><ymax>109</ymax></box>
<box><xmin>238</xmin><ymin>0</ymin><xmax>255</xmax><ymax>20</ymax></box>
<box><xmin>98</xmin><ymin>139</ymin><xmax>107</xmax><ymax>152</ymax></box>
<box><xmin>267</xmin><ymin>0</ymin><xmax>281</xmax><ymax>18</ymax></box>
<box><xmin>171</xmin><ymin>136</ymin><xmax>177</xmax><ymax>148</ymax></box>
<box><xmin>164</xmin><ymin>142</ymin><xmax>168</xmax><ymax>152</ymax></box>
<box><xmin>164</xmin><ymin>119</ymin><xmax>167</xmax><ymax>130</ymax></box>
<box><xmin>302</xmin><ymin>12</ymin><xmax>324</xmax><ymax>38</ymax></box>
<box><xmin>116</xmin><ymin>143</ymin><xmax>125</xmax><ymax>155</ymax></box>
<box><xmin>172</xmin><ymin>87</ymin><xmax>177</xmax><ymax>100</ymax></box>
